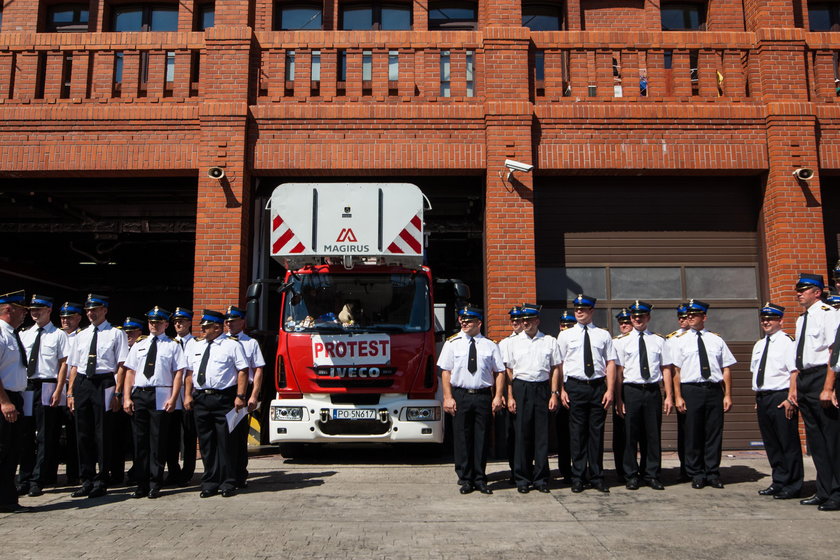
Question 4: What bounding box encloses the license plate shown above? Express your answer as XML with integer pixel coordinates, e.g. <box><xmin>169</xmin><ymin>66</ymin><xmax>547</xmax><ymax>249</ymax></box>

<box><xmin>333</xmin><ymin>409</ymin><xmax>376</xmax><ymax>420</ymax></box>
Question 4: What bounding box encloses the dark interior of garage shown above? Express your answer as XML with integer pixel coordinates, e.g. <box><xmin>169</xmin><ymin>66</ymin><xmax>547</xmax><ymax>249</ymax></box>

<box><xmin>0</xmin><ymin>177</ymin><xmax>197</xmax><ymax>327</ymax></box>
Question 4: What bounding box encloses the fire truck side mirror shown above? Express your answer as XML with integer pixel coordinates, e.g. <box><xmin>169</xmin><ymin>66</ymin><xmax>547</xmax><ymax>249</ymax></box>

<box><xmin>245</xmin><ymin>283</ymin><xmax>261</xmax><ymax>330</ymax></box>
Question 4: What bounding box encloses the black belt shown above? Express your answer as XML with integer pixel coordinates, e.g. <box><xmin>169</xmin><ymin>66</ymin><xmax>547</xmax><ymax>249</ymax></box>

<box><xmin>799</xmin><ymin>366</ymin><xmax>823</xmax><ymax>376</ymax></box>
<box><xmin>755</xmin><ymin>389</ymin><xmax>787</xmax><ymax>397</ymax></box>
<box><xmin>132</xmin><ymin>386</ymin><xmax>170</xmax><ymax>393</ymax></box>
<box><xmin>512</xmin><ymin>378</ymin><xmax>549</xmax><ymax>384</ymax></box>
<box><xmin>84</xmin><ymin>373</ymin><xmax>115</xmax><ymax>381</ymax></box>
<box><xmin>195</xmin><ymin>387</ymin><xmax>236</xmax><ymax>395</ymax></box>
<box><xmin>453</xmin><ymin>386</ymin><xmax>492</xmax><ymax>395</ymax></box>
<box><xmin>623</xmin><ymin>382</ymin><xmax>660</xmax><ymax>390</ymax></box>
<box><xmin>26</xmin><ymin>378</ymin><xmax>58</xmax><ymax>387</ymax></box>
<box><xmin>682</xmin><ymin>381</ymin><xmax>721</xmax><ymax>387</ymax></box>
<box><xmin>566</xmin><ymin>377</ymin><xmax>605</xmax><ymax>386</ymax></box>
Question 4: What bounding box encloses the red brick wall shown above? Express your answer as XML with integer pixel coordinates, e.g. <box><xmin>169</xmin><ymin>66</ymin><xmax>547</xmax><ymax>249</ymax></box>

<box><xmin>580</xmin><ymin>0</ymin><xmax>647</xmax><ymax>30</ymax></box>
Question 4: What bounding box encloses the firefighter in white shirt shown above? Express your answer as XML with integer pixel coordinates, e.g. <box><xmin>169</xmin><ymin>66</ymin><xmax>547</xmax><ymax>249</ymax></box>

<box><xmin>750</xmin><ymin>302</ymin><xmax>802</xmax><ymax>500</ymax></box>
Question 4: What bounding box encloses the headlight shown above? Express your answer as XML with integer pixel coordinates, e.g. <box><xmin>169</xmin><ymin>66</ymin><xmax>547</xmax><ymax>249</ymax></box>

<box><xmin>271</xmin><ymin>406</ymin><xmax>304</xmax><ymax>421</ymax></box>
<box><xmin>405</xmin><ymin>407</ymin><xmax>440</xmax><ymax>421</ymax></box>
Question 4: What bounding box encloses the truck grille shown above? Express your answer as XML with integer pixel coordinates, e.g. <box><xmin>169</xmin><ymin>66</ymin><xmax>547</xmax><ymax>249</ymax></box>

<box><xmin>318</xmin><ymin>419</ymin><xmax>391</xmax><ymax>435</ymax></box>
<box><xmin>314</xmin><ymin>379</ymin><xmax>393</xmax><ymax>389</ymax></box>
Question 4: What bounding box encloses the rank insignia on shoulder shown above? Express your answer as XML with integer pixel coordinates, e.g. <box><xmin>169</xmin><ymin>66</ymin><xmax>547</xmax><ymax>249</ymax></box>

<box><xmin>665</xmin><ymin>330</ymin><xmax>678</xmax><ymax>339</ymax></box>
<box><xmin>613</xmin><ymin>332</ymin><xmax>629</xmax><ymax>340</ymax></box>
<box><xmin>655</xmin><ymin>333</ymin><xmax>665</xmax><ymax>338</ymax></box>
<box><xmin>786</xmin><ymin>334</ymin><xmax>795</xmax><ymax>341</ymax></box>
<box><xmin>822</xmin><ymin>306</ymin><xmax>832</xmax><ymax>312</ymax></box>
<box><xmin>675</xmin><ymin>331</ymin><xmax>688</xmax><ymax>338</ymax></box>
<box><xmin>446</xmin><ymin>333</ymin><xmax>460</xmax><ymax>341</ymax></box>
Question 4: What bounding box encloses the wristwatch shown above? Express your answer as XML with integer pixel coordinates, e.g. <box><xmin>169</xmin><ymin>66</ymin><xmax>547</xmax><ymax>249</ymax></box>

<box><xmin>114</xmin><ymin>392</ymin><xmax>123</xmax><ymax>398</ymax></box>
<box><xmin>551</xmin><ymin>390</ymin><xmax>561</xmax><ymax>396</ymax></box>
<box><xmin>236</xmin><ymin>394</ymin><xmax>247</xmax><ymax>400</ymax></box>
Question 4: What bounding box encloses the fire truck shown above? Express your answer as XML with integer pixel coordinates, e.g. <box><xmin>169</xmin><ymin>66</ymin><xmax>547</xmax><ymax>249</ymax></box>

<box><xmin>247</xmin><ymin>183</ymin><xmax>466</xmax><ymax>456</ymax></box>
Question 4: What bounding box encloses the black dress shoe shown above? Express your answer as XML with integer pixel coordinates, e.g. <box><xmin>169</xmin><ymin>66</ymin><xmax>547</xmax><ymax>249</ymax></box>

<box><xmin>534</xmin><ymin>484</ymin><xmax>550</xmax><ymax>494</ymax></box>
<box><xmin>130</xmin><ymin>489</ymin><xmax>146</xmax><ymax>498</ymax></box>
<box><xmin>592</xmin><ymin>482</ymin><xmax>610</xmax><ymax>493</ymax></box>
<box><xmin>648</xmin><ymin>479</ymin><xmax>665</xmax><ymax>490</ymax></box>
<box><xmin>459</xmin><ymin>483</ymin><xmax>474</xmax><ymax>495</ymax></box>
<box><xmin>625</xmin><ymin>478</ymin><xmax>639</xmax><ymax>490</ymax></box>
<box><xmin>517</xmin><ymin>486</ymin><xmax>530</xmax><ymax>494</ymax></box>
<box><xmin>87</xmin><ymin>487</ymin><xmax>107</xmax><ymax>499</ymax></box>
<box><xmin>774</xmin><ymin>492</ymin><xmax>798</xmax><ymax>500</ymax></box>
<box><xmin>221</xmin><ymin>488</ymin><xmax>236</xmax><ymax>498</ymax></box>
<box><xmin>71</xmin><ymin>486</ymin><xmax>92</xmax><ymax>498</ymax></box>
<box><xmin>27</xmin><ymin>485</ymin><xmax>43</xmax><ymax>497</ymax></box>
<box><xmin>199</xmin><ymin>489</ymin><xmax>217</xmax><ymax>498</ymax></box>
<box><xmin>691</xmin><ymin>480</ymin><xmax>706</xmax><ymax>490</ymax></box>
<box><xmin>474</xmin><ymin>483</ymin><xmax>493</xmax><ymax>495</ymax></box>
<box><xmin>800</xmin><ymin>495</ymin><xmax>827</xmax><ymax>506</ymax></box>
<box><xmin>818</xmin><ymin>500</ymin><xmax>840</xmax><ymax>511</ymax></box>
<box><xmin>236</xmin><ymin>481</ymin><xmax>249</xmax><ymax>489</ymax></box>
<box><xmin>148</xmin><ymin>488</ymin><xmax>161</xmax><ymax>499</ymax></box>
<box><xmin>571</xmin><ymin>481</ymin><xmax>584</xmax><ymax>493</ymax></box>
<box><xmin>708</xmin><ymin>479</ymin><xmax>724</xmax><ymax>489</ymax></box>
<box><xmin>758</xmin><ymin>486</ymin><xmax>781</xmax><ymax>496</ymax></box>
<box><xmin>16</xmin><ymin>485</ymin><xmax>29</xmax><ymax>497</ymax></box>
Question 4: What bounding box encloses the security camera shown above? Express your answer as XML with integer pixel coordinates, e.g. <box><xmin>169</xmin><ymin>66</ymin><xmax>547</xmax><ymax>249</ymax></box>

<box><xmin>207</xmin><ymin>167</ymin><xmax>226</xmax><ymax>180</ymax></box>
<box><xmin>505</xmin><ymin>159</ymin><xmax>534</xmax><ymax>173</ymax></box>
<box><xmin>793</xmin><ymin>168</ymin><xmax>814</xmax><ymax>181</ymax></box>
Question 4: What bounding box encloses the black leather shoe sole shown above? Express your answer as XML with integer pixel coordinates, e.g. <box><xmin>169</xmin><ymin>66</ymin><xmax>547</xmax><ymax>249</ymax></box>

<box><xmin>708</xmin><ymin>480</ymin><xmax>724</xmax><ymax>489</ymax></box>
<box><xmin>87</xmin><ymin>488</ymin><xmax>107</xmax><ymax>499</ymax></box>
<box><xmin>70</xmin><ymin>487</ymin><xmax>92</xmax><ymax>498</ymax></box>
<box><xmin>571</xmin><ymin>483</ymin><xmax>584</xmax><ymax>493</ymax></box>
<box><xmin>148</xmin><ymin>488</ymin><xmax>161</xmax><ymax>499</ymax></box>
<box><xmin>758</xmin><ymin>486</ymin><xmax>781</xmax><ymax>496</ymax></box>
<box><xmin>517</xmin><ymin>486</ymin><xmax>530</xmax><ymax>494</ymax></box>
<box><xmin>131</xmin><ymin>490</ymin><xmax>147</xmax><ymax>499</ymax></box>
<box><xmin>221</xmin><ymin>489</ymin><xmax>236</xmax><ymax>498</ymax></box>
<box><xmin>818</xmin><ymin>501</ymin><xmax>840</xmax><ymax>511</ymax></box>
<box><xmin>475</xmin><ymin>485</ymin><xmax>493</xmax><ymax>495</ymax></box>
<box><xmin>27</xmin><ymin>487</ymin><xmax>43</xmax><ymax>497</ymax></box>
<box><xmin>199</xmin><ymin>490</ymin><xmax>217</xmax><ymax>498</ymax></box>
<box><xmin>691</xmin><ymin>481</ymin><xmax>705</xmax><ymax>489</ymax></box>
<box><xmin>459</xmin><ymin>484</ymin><xmax>474</xmax><ymax>495</ymax></box>
<box><xmin>593</xmin><ymin>484</ymin><xmax>610</xmax><ymax>493</ymax></box>
<box><xmin>535</xmin><ymin>485</ymin><xmax>550</xmax><ymax>494</ymax></box>
<box><xmin>774</xmin><ymin>492</ymin><xmax>798</xmax><ymax>500</ymax></box>
<box><xmin>625</xmin><ymin>479</ymin><xmax>639</xmax><ymax>490</ymax></box>
<box><xmin>648</xmin><ymin>479</ymin><xmax>665</xmax><ymax>490</ymax></box>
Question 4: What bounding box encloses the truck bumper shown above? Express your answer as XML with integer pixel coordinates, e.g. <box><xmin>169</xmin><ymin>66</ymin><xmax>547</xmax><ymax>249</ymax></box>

<box><xmin>268</xmin><ymin>394</ymin><xmax>443</xmax><ymax>444</ymax></box>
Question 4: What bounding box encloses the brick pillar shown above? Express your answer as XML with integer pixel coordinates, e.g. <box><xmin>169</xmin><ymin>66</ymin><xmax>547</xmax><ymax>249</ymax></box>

<box><xmin>1</xmin><ymin>0</ymin><xmax>38</xmax><ymax>32</ymax></box>
<box><xmin>482</xmin><ymin>25</ymin><xmax>534</xmax><ymax>339</ymax></box>
<box><xmin>193</xmin><ymin>26</ymin><xmax>254</xmax><ymax>314</ymax></box>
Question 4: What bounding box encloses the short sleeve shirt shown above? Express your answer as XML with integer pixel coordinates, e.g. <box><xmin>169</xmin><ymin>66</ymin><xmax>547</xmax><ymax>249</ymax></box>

<box><xmin>672</xmin><ymin>328</ymin><xmax>736</xmax><ymax>383</ymax></box>
<box><xmin>503</xmin><ymin>331</ymin><xmax>560</xmax><ymax>382</ymax></box>
<box><xmin>556</xmin><ymin>323</ymin><xmax>617</xmax><ymax>381</ymax></box>
<box><xmin>437</xmin><ymin>332</ymin><xmax>504</xmax><ymax>389</ymax></box>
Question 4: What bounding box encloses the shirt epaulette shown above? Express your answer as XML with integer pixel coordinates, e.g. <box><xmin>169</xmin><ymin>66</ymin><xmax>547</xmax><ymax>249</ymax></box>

<box><xmin>613</xmin><ymin>332</ymin><xmax>629</xmax><ymax>340</ymax></box>
<box><xmin>822</xmin><ymin>306</ymin><xmax>833</xmax><ymax>312</ymax></box>
<box><xmin>665</xmin><ymin>330</ymin><xmax>678</xmax><ymax>339</ymax></box>
<box><xmin>446</xmin><ymin>333</ymin><xmax>460</xmax><ymax>342</ymax></box>
<box><xmin>675</xmin><ymin>330</ymin><xmax>688</xmax><ymax>338</ymax></box>
<box><xmin>137</xmin><ymin>335</ymin><xmax>148</xmax><ymax>341</ymax></box>
<box><xmin>786</xmin><ymin>333</ymin><xmax>795</xmax><ymax>341</ymax></box>
<box><xmin>708</xmin><ymin>332</ymin><xmax>721</xmax><ymax>337</ymax></box>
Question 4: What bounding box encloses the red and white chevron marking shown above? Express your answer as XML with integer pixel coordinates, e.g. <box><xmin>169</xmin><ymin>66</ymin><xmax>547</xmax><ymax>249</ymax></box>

<box><xmin>271</xmin><ymin>214</ymin><xmax>305</xmax><ymax>254</ymax></box>
<box><xmin>386</xmin><ymin>213</ymin><xmax>423</xmax><ymax>254</ymax></box>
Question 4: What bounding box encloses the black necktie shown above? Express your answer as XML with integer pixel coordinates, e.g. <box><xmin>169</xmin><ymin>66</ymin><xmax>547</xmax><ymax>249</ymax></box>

<box><xmin>756</xmin><ymin>335</ymin><xmax>770</xmax><ymax>388</ymax></box>
<box><xmin>143</xmin><ymin>336</ymin><xmax>158</xmax><ymax>379</ymax></box>
<box><xmin>197</xmin><ymin>342</ymin><xmax>211</xmax><ymax>386</ymax></box>
<box><xmin>796</xmin><ymin>311</ymin><xmax>808</xmax><ymax>371</ymax></box>
<box><xmin>697</xmin><ymin>331</ymin><xmax>711</xmax><ymax>379</ymax></box>
<box><xmin>583</xmin><ymin>325</ymin><xmax>595</xmax><ymax>377</ymax></box>
<box><xmin>176</xmin><ymin>337</ymin><xmax>183</xmax><ymax>348</ymax></box>
<box><xmin>467</xmin><ymin>338</ymin><xmax>477</xmax><ymax>374</ymax></box>
<box><xmin>14</xmin><ymin>330</ymin><xmax>27</xmax><ymax>368</ymax></box>
<box><xmin>86</xmin><ymin>327</ymin><xmax>98</xmax><ymax>376</ymax></box>
<box><xmin>831</xmin><ymin>325</ymin><xmax>840</xmax><ymax>368</ymax></box>
<box><xmin>27</xmin><ymin>327</ymin><xmax>44</xmax><ymax>377</ymax></box>
<box><xmin>638</xmin><ymin>331</ymin><xmax>650</xmax><ymax>380</ymax></box>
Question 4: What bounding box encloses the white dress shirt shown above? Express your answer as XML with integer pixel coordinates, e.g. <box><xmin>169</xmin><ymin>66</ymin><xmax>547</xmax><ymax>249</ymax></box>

<box><xmin>556</xmin><ymin>322</ymin><xmax>617</xmax><ymax>381</ymax></box>
<box><xmin>125</xmin><ymin>334</ymin><xmax>187</xmax><ymax>388</ymax></box>
<box><xmin>437</xmin><ymin>332</ymin><xmax>504</xmax><ymax>389</ymax></box>
<box><xmin>614</xmin><ymin>329</ymin><xmax>664</xmax><ymax>384</ymax></box>
<box><xmin>187</xmin><ymin>337</ymin><xmax>249</xmax><ymax>391</ymax></box>
<box><xmin>672</xmin><ymin>328</ymin><xmax>736</xmax><ymax>383</ymax></box>
<box><xmin>0</xmin><ymin>319</ymin><xmax>27</xmax><ymax>392</ymax></box>
<box><xmin>794</xmin><ymin>300</ymin><xmax>838</xmax><ymax>370</ymax></box>
<box><xmin>498</xmin><ymin>331</ymin><xmax>517</xmax><ymax>366</ymax></box>
<box><xmin>226</xmin><ymin>332</ymin><xmax>266</xmax><ymax>383</ymax></box>
<box><xmin>750</xmin><ymin>330</ymin><xmax>797</xmax><ymax>392</ymax></box>
<box><xmin>503</xmin><ymin>330</ymin><xmax>560</xmax><ymax>382</ymax></box>
<box><xmin>68</xmin><ymin>321</ymin><xmax>129</xmax><ymax>375</ymax></box>
<box><xmin>19</xmin><ymin>322</ymin><xmax>69</xmax><ymax>380</ymax></box>
<box><xmin>661</xmin><ymin>327</ymin><xmax>687</xmax><ymax>367</ymax></box>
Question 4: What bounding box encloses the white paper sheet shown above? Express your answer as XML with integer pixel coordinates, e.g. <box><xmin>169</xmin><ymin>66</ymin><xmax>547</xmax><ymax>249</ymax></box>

<box><xmin>22</xmin><ymin>390</ymin><xmax>34</xmax><ymax>416</ymax></box>
<box><xmin>155</xmin><ymin>387</ymin><xmax>183</xmax><ymax>411</ymax></box>
<box><xmin>226</xmin><ymin>407</ymin><xmax>248</xmax><ymax>433</ymax></box>
<box><xmin>104</xmin><ymin>386</ymin><xmax>115</xmax><ymax>412</ymax></box>
<box><xmin>40</xmin><ymin>382</ymin><xmax>66</xmax><ymax>407</ymax></box>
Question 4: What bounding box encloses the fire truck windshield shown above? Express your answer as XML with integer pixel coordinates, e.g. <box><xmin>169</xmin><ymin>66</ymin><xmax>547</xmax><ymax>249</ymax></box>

<box><xmin>283</xmin><ymin>273</ymin><xmax>430</xmax><ymax>333</ymax></box>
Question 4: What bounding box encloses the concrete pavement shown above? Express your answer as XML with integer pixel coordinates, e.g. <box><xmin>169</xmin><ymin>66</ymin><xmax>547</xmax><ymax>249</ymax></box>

<box><xmin>1</xmin><ymin>449</ymin><xmax>837</xmax><ymax>559</ymax></box>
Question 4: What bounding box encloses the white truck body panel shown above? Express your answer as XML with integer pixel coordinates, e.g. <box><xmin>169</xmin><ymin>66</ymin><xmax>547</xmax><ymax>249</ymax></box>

<box><xmin>270</xmin><ymin>183</ymin><xmax>425</xmax><ymax>269</ymax></box>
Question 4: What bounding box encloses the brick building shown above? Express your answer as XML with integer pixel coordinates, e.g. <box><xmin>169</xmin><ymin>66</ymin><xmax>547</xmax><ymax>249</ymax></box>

<box><xmin>1</xmin><ymin>0</ymin><xmax>839</xmax><ymax>447</ymax></box>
